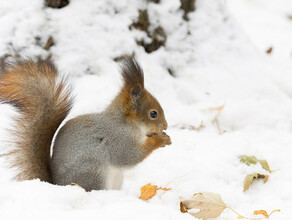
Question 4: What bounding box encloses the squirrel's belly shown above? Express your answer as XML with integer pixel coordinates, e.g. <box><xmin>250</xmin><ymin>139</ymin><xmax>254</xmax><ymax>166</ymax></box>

<box><xmin>105</xmin><ymin>166</ymin><xmax>124</xmax><ymax>190</ymax></box>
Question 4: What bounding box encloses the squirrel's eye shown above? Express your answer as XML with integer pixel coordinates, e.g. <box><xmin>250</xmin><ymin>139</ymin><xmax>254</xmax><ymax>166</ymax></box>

<box><xmin>150</xmin><ymin>111</ymin><xmax>158</xmax><ymax>119</ymax></box>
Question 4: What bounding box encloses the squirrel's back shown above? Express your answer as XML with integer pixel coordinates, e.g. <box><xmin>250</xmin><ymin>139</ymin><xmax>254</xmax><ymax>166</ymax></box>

<box><xmin>0</xmin><ymin>58</ymin><xmax>72</xmax><ymax>182</ymax></box>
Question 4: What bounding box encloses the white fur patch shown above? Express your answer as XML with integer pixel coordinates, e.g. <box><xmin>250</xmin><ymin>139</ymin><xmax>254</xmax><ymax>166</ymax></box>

<box><xmin>106</xmin><ymin>166</ymin><xmax>124</xmax><ymax>190</ymax></box>
<box><xmin>139</xmin><ymin>125</ymin><xmax>148</xmax><ymax>144</ymax></box>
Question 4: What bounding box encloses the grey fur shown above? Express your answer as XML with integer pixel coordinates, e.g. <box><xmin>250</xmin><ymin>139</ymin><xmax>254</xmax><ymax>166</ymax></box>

<box><xmin>50</xmin><ymin>111</ymin><xmax>146</xmax><ymax>191</ymax></box>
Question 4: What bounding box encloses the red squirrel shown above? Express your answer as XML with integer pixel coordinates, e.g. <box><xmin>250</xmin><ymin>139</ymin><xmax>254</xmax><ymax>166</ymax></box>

<box><xmin>0</xmin><ymin>56</ymin><xmax>171</xmax><ymax>191</ymax></box>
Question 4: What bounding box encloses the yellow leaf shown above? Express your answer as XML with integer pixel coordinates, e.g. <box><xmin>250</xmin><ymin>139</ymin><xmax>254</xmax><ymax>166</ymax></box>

<box><xmin>139</xmin><ymin>183</ymin><xmax>171</xmax><ymax>201</ymax></box>
<box><xmin>259</xmin><ymin>160</ymin><xmax>272</xmax><ymax>173</ymax></box>
<box><xmin>139</xmin><ymin>183</ymin><xmax>157</xmax><ymax>200</ymax></box>
<box><xmin>254</xmin><ymin>210</ymin><xmax>268</xmax><ymax>217</ymax></box>
<box><xmin>239</xmin><ymin>155</ymin><xmax>272</xmax><ymax>173</ymax></box>
<box><xmin>239</xmin><ymin>155</ymin><xmax>258</xmax><ymax>166</ymax></box>
<box><xmin>243</xmin><ymin>173</ymin><xmax>269</xmax><ymax>191</ymax></box>
<box><xmin>181</xmin><ymin>192</ymin><xmax>227</xmax><ymax>220</ymax></box>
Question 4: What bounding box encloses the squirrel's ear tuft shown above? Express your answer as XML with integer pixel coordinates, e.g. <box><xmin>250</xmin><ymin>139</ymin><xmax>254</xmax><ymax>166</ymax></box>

<box><xmin>120</xmin><ymin>56</ymin><xmax>144</xmax><ymax>96</ymax></box>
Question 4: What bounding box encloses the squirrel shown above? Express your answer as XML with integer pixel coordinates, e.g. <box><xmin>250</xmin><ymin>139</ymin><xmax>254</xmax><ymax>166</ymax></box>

<box><xmin>0</xmin><ymin>56</ymin><xmax>171</xmax><ymax>191</ymax></box>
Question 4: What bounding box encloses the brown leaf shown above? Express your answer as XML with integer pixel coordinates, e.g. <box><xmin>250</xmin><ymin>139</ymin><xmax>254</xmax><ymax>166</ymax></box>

<box><xmin>181</xmin><ymin>192</ymin><xmax>227</xmax><ymax>220</ymax></box>
<box><xmin>180</xmin><ymin>202</ymin><xmax>188</xmax><ymax>213</ymax></box>
<box><xmin>258</xmin><ymin>174</ymin><xmax>269</xmax><ymax>183</ymax></box>
<box><xmin>266</xmin><ymin>47</ymin><xmax>273</xmax><ymax>54</ymax></box>
<box><xmin>139</xmin><ymin>183</ymin><xmax>171</xmax><ymax>201</ymax></box>
<box><xmin>243</xmin><ymin>173</ymin><xmax>269</xmax><ymax>191</ymax></box>
<box><xmin>254</xmin><ymin>210</ymin><xmax>268</xmax><ymax>217</ymax></box>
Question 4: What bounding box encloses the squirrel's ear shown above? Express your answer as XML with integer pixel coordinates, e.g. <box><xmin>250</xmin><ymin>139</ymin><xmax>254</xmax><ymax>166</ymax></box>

<box><xmin>120</xmin><ymin>56</ymin><xmax>145</xmax><ymax>102</ymax></box>
<box><xmin>131</xmin><ymin>84</ymin><xmax>143</xmax><ymax>98</ymax></box>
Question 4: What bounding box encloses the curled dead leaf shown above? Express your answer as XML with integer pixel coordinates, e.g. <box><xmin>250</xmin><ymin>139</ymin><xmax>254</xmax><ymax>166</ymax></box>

<box><xmin>243</xmin><ymin>173</ymin><xmax>269</xmax><ymax>191</ymax></box>
<box><xmin>180</xmin><ymin>192</ymin><xmax>227</xmax><ymax>220</ymax></box>
<box><xmin>180</xmin><ymin>202</ymin><xmax>188</xmax><ymax>213</ymax></box>
<box><xmin>139</xmin><ymin>183</ymin><xmax>171</xmax><ymax>201</ymax></box>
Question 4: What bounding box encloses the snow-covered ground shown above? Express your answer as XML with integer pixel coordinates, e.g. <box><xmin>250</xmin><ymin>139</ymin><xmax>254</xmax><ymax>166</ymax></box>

<box><xmin>0</xmin><ymin>0</ymin><xmax>292</xmax><ymax>219</ymax></box>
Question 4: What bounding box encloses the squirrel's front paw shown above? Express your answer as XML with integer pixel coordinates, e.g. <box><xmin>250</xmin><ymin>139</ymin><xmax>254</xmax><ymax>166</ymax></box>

<box><xmin>156</xmin><ymin>132</ymin><xmax>171</xmax><ymax>147</ymax></box>
<box><xmin>145</xmin><ymin>131</ymin><xmax>171</xmax><ymax>150</ymax></box>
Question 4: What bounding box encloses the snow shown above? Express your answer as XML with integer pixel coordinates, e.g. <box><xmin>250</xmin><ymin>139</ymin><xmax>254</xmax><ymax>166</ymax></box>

<box><xmin>0</xmin><ymin>0</ymin><xmax>292</xmax><ymax>219</ymax></box>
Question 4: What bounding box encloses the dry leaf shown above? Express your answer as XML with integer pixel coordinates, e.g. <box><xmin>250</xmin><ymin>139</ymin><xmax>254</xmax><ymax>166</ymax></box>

<box><xmin>181</xmin><ymin>192</ymin><xmax>226</xmax><ymax>220</ymax></box>
<box><xmin>180</xmin><ymin>202</ymin><xmax>188</xmax><ymax>213</ymax></box>
<box><xmin>254</xmin><ymin>209</ymin><xmax>280</xmax><ymax>218</ymax></box>
<box><xmin>254</xmin><ymin>210</ymin><xmax>268</xmax><ymax>217</ymax></box>
<box><xmin>139</xmin><ymin>183</ymin><xmax>157</xmax><ymax>200</ymax></box>
<box><xmin>139</xmin><ymin>183</ymin><xmax>171</xmax><ymax>201</ymax></box>
<box><xmin>266</xmin><ymin>47</ymin><xmax>273</xmax><ymax>54</ymax></box>
<box><xmin>239</xmin><ymin>155</ymin><xmax>272</xmax><ymax>173</ymax></box>
<box><xmin>259</xmin><ymin>160</ymin><xmax>272</xmax><ymax>173</ymax></box>
<box><xmin>243</xmin><ymin>173</ymin><xmax>269</xmax><ymax>191</ymax></box>
<box><xmin>181</xmin><ymin>191</ymin><xmax>279</xmax><ymax>219</ymax></box>
<box><xmin>239</xmin><ymin>155</ymin><xmax>258</xmax><ymax>165</ymax></box>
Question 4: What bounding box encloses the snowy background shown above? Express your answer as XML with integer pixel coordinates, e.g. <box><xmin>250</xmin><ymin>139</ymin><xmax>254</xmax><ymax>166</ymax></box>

<box><xmin>0</xmin><ymin>0</ymin><xmax>292</xmax><ymax>219</ymax></box>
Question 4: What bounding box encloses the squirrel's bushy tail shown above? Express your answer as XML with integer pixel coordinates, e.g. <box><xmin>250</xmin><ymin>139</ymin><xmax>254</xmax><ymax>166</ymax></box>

<box><xmin>0</xmin><ymin>58</ymin><xmax>72</xmax><ymax>182</ymax></box>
